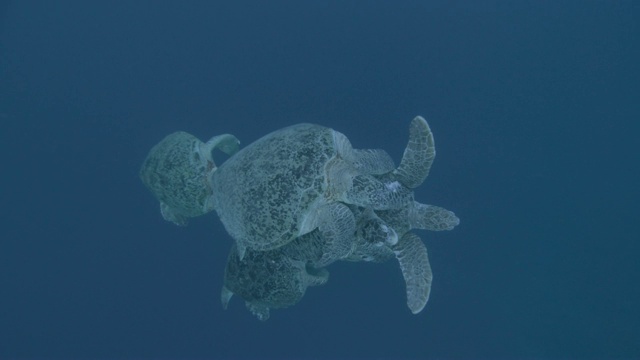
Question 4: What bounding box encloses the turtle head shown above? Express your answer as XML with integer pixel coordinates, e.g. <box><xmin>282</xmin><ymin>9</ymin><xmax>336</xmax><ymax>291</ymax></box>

<box><xmin>359</xmin><ymin>218</ymin><xmax>398</xmax><ymax>248</ymax></box>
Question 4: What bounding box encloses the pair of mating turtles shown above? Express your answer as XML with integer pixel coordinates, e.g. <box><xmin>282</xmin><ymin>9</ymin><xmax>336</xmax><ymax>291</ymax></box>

<box><xmin>140</xmin><ymin>116</ymin><xmax>459</xmax><ymax>320</ymax></box>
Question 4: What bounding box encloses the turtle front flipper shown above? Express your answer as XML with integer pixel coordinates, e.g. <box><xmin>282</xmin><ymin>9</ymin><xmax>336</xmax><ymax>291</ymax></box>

<box><xmin>221</xmin><ymin>286</ymin><xmax>234</xmax><ymax>310</ymax></box>
<box><xmin>343</xmin><ymin>174</ymin><xmax>413</xmax><ymax>210</ymax></box>
<box><xmin>202</xmin><ymin>134</ymin><xmax>241</xmax><ymax>189</ymax></box>
<box><xmin>393</xmin><ymin>116</ymin><xmax>435</xmax><ymax>189</ymax></box>
<box><xmin>203</xmin><ymin>134</ymin><xmax>240</xmax><ymax>157</ymax></box>
<box><xmin>409</xmin><ymin>202</ymin><xmax>460</xmax><ymax>231</ymax></box>
<box><xmin>316</xmin><ymin>202</ymin><xmax>356</xmax><ymax>266</ymax></box>
<box><xmin>346</xmin><ymin>148</ymin><xmax>396</xmax><ymax>175</ymax></box>
<box><xmin>393</xmin><ymin>232</ymin><xmax>433</xmax><ymax>314</ymax></box>
<box><xmin>304</xmin><ymin>267</ymin><xmax>330</xmax><ymax>287</ymax></box>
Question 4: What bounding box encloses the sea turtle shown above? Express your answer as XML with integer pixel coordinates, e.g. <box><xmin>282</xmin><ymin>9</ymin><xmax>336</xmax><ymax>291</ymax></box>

<box><xmin>219</xmin><ymin>203</ymin><xmax>457</xmax><ymax>319</ymax></box>
<box><xmin>139</xmin><ymin>131</ymin><xmax>240</xmax><ymax>226</ymax></box>
<box><xmin>221</xmin><ymin>117</ymin><xmax>459</xmax><ymax>316</ymax></box>
<box><xmin>219</xmin><ymin>206</ymin><xmax>384</xmax><ymax>321</ymax></box>
<box><xmin>221</xmin><ymin>241</ymin><xmax>329</xmax><ymax>321</ymax></box>
<box><xmin>210</xmin><ymin>121</ymin><xmax>415</xmax><ymax>261</ymax></box>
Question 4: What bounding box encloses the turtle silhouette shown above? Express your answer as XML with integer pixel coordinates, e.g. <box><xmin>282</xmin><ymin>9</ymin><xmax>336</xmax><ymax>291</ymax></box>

<box><xmin>210</xmin><ymin>120</ymin><xmax>416</xmax><ymax>261</ymax></box>
<box><xmin>139</xmin><ymin>132</ymin><xmax>239</xmax><ymax>225</ymax></box>
<box><xmin>219</xmin><ymin>117</ymin><xmax>459</xmax><ymax>317</ymax></box>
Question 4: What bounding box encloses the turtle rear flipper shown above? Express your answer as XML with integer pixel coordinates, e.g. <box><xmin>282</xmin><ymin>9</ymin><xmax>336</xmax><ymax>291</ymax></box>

<box><xmin>346</xmin><ymin>148</ymin><xmax>395</xmax><ymax>175</ymax></box>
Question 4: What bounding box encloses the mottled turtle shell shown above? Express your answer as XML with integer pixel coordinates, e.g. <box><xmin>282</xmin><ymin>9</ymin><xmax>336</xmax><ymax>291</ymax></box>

<box><xmin>211</xmin><ymin>122</ymin><xmax>407</xmax><ymax>257</ymax></box>
<box><xmin>140</xmin><ymin>132</ymin><xmax>214</xmax><ymax>225</ymax></box>
<box><xmin>140</xmin><ymin>131</ymin><xmax>239</xmax><ymax>226</ymax></box>
<box><xmin>212</xmin><ymin>124</ymin><xmax>334</xmax><ymax>252</ymax></box>
<box><xmin>221</xmin><ymin>242</ymin><xmax>329</xmax><ymax>321</ymax></box>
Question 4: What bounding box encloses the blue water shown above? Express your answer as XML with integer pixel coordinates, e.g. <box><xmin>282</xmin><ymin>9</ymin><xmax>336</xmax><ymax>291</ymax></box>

<box><xmin>1</xmin><ymin>1</ymin><xmax>638</xmax><ymax>358</ymax></box>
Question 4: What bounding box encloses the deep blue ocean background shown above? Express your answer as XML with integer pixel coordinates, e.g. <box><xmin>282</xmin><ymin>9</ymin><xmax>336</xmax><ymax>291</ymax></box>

<box><xmin>1</xmin><ymin>1</ymin><xmax>638</xmax><ymax>358</ymax></box>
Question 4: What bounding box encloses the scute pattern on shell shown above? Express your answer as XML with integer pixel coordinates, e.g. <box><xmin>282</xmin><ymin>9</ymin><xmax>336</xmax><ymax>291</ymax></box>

<box><xmin>140</xmin><ymin>132</ymin><xmax>213</xmax><ymax>219</ymax></box>
<box><xmin>222</xmin><ymin>242</ymin><xmax>329</xmax><ymax>320</ymax></box>
<box><xmin>223</xmin><ymin>244</ymin><xmax>307</xmax><ymax>307</ymax></box>
<box><xmin>140</xmin><ymin>116</ymin><xmax>460</xmax><ymax>320</ymax></box>
<box><xmin>212</xmin><ymin>124</ymin><xmax>336</xmax><ymax>252</ymax></box>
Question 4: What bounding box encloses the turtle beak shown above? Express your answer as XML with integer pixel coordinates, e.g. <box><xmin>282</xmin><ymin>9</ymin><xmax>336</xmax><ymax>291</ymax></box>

<box><xmin>382</xmin><ymin>225</ymin><xmax>399</xmax><ymax>246</ymax></box>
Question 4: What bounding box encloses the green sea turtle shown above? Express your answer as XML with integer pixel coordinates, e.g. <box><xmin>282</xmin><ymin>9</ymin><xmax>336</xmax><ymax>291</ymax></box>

<box><xmin>219</xmin><ymin>207</ymin><xmax>372</xmax><ymax>321</ymax></box>
<box><xmin>221</xmin><ymin>241</ymin><xmax>329</xmax><ymax>321</ymax></box>
<box><xmin>220</xmin><ymin>203</ymin><xmax>457</xmax><ymax>319</ymax></box>
<box><xmin>210</xmin><ymin>121</ymin><xmax>415</xmax><ymax>261</ymax></box>
<box><xmin>220</xmin><ymin>117</ymin><xmax>459</xmax><ymax>316</ymax></box>
<box><xmin>140</xmin><ymin>131</ymin><xmax>239</xmax><ymax>226</ymax></box>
